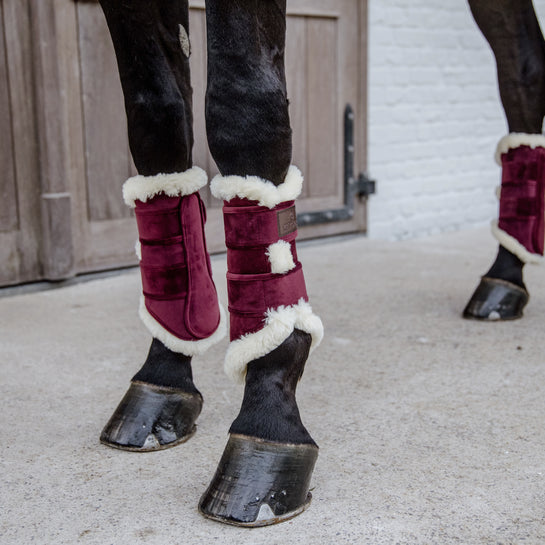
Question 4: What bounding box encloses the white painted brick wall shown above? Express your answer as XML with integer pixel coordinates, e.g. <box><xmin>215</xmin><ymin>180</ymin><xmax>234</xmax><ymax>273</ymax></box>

<box><xmin>367</xmin><ymin>0</ymin><xmax>545</xmax><ymax>239</ymax></box>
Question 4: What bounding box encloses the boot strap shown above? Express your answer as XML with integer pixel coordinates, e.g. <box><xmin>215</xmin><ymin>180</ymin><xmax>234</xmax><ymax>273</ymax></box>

<box><xmin>227</xmin><ymin>264</ymin><xmax>308</xmax><ymax>341</ymax></box>
<box><xmin>496</xmin><ymin>144</ymin><xmax>545</xmax><ymax>259</ymax></box>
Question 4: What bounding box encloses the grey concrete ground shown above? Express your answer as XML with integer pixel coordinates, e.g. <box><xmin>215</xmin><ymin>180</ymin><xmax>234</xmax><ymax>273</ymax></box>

<box><xmin>2</xmin><ymin>226</ymin><xmax>545</xmax><ymax>545</ymax></box>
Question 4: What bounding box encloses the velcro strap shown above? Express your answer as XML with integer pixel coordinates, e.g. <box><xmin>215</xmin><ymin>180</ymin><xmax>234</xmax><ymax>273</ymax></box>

<box><xmin>503</xmin><ymin>155</ymin><xmax>539</xmax><ymax>182</ymax></box>
<box><xmin>499</xmin><ymin>145</ymin><xmax>545</xmax><ymax>256</ymax></box>
<box><xmin>135</xmin><ymin>207</ymin><xmax>181</xmax><ymax>240</ymax></box>
<box><xmin>140</xmin><ymin>236</ymin><xmax>186</xmax><ymax>267</ymax></box>
<box><xmin>141</xmin><ymin>263</ymin><xmax>188</xmax><ymax>299</ymax></box>
<box><xmin>227</xmin><ymin>263</ymin><xmax>307</xmax><ymax>315</ymax></box>
<box><xmin>500</xmin><ymin>195</ymin><xmax>539</xmax><ymax>219</ymax></box>
<box><xmin>223</xmin><ymin>201</ymin><xmax>297</xmax><ymax>248</ymax></box>
<box><xmin>227</xmin><ymin>240</ymin><xmax>298</xmax><ymax>274</ymax></box>
<box><xmin>500</xmin><ymin>148</ymin><xmax>544</xmax><ymax>220</ymax></box>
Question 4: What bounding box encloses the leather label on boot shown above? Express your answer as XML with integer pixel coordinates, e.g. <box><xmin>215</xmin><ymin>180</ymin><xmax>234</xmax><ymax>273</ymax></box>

<box><xmin>277</xmin><ymin>206</ymin><xmax>297</xmax><ymax>237</ymax></box>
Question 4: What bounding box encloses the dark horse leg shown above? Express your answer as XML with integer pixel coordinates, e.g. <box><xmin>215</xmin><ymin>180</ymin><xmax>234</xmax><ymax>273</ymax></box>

<box><xmin>198</xmin><ymin>0</ymin><xmax>323</xmax><ymax>526</ymax></box>
<box><xmin>464</xmin><ymin>0</ymin><xmax>545</xmax><ymax>320</ymax></box>
<box><xmin>98</xmin><ymin>0</ymin><xmax>225</xmax><ymax>451</ymax></box>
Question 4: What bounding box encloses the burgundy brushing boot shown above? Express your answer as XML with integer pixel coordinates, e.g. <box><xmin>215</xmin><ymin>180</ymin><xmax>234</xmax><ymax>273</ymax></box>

<box><xmin>198</xmin><ymin>166</ymin><xmax>323</xmax><ymax>526</ymax></box>
<box><xmin>464</xmin><ymin>133</ymin><xmax>545</xmax><ymax>320</ymax></box>
<box><xmin>100</xmin><ymin>167</ymin><xmax>225</xmax><ymax>451</ymax></box>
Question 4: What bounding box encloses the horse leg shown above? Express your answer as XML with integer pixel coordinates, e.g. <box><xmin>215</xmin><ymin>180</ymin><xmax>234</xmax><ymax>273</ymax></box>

<box><xmin>198</xmin><ymin>0</ymin><xmax>323</xmax><ymax>526</ymax></box>
<box><xmin>98</xmin><ymin>0</ymin><xmax>225</xmax><ymax>451</ymax></box>
<box><xmin>464</xmin><ymin>0</ymin><xmax>545</xmax><ymax>320</ymax></box>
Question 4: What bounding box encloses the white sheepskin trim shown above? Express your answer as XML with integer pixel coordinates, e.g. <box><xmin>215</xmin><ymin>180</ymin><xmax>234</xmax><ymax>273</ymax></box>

<box><xmin>224</xmin><ymin>299</ymin><xmax>324</xmax><ymax>384</ymax></box>
<box><xmin>210</xmin><ymin>165</ymin><xmax>303</xmax><ymax>209</ymax></box>
<box><xmin>138</xmin><ymin>296</ymin><xmax>227</xmax><ymax>356</ymax></box>
<box><xmin>266</xmin><ymin>240</ymin><xmax>295</xmax><ymax>274</ymax></box>
<box><xmin>495</xmin><ymin>133</ymin><xmax>545</xmax><ymax>165</ymax></box>
<box><xmin>123</xmin><ymin>167</ymin><xmax>207</xmax><ymax>207</ymax></box>
<box><xmin>490</xmin><ymin>220</ymin><xmax>543</xmax><ymax>264</ymax></box>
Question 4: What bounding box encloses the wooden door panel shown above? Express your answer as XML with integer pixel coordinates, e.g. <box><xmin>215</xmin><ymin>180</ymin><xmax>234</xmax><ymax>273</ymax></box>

<box><xmin>188</xmin><ymin>6</ymin><xmax>221</xmax><ymax>212</ymax></box>
<box><xmin>73</xmin><ymin>1</ymin><xmax>136</xmax><ymax>274</ymax></box>
<box><xmin>0</xmin><ymin>0</ymin><xmax>42</xmax><ymax>286</ymax></box>
<box><xmin>285</xmin><ymin>16</ymin><xmax>308</xmax><ymax>197</ymax></box>
<box><xmin>77</xmin><ymin>2</ymin><xmax>133</xmax><ymax>222</ymax></box>
<box><xmin>72</xmin><ymin>0</ymin><xmax>366</xmax><ymax>262</ymax></box>
<box><xmin>188</xmin><ymin>7</ymin><xmax>209</xmax><ymax>197</ymax></box>
<box><xmin>0</xmin><ymin>0</ymin><xmax>366</xmax><ymax>285</ymax></box>
<box><xmin>306</xmin><ymin>16</ymin><xmax>339</xmax><ymax>200</ymax></box>
<box><xmin>0</xmin><ymin>6</ymin><xmax>18</xmax><ymax>233</ymax></box>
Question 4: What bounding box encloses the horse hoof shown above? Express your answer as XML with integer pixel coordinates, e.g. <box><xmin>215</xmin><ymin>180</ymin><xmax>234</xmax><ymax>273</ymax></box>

<box><xmin>198</xmin><ymin>434</ymin><xmax>318</xmax><ymax>527</ymax></box>
<box><xmin>463</xmin><ymin>276</ymin><xmax>529</xmax><ymax>321</ymax></box>
<box><xmin>100</xmin><ymin>381</ymin><xmax>202</xmax><ymax>452</ymax></box>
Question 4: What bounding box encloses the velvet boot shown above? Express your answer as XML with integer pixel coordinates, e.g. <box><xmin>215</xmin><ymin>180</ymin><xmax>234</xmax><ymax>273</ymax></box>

<box><xmin>100</xmin><ymin>168</ymin><xmax>226</xmax><ymax>451</ymax></box>
<box><xmin>464</xmin><ymin>133</ymin><xmax>545</xmax><ymax>319</ymax></box>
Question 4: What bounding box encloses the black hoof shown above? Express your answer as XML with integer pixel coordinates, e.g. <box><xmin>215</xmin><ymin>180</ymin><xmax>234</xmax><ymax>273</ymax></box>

<box><xmin>100</xmin><ymin>381</ymin><xmax>202</xmax><ymax>452</ymax></box>
<box><xmin>463</xmin><ymin>276</ymin><xmax>529</xmax><ymax>321</ymax></box>
<box><xmin>199</xmin><ymin>434</ymin><xmax>318</xmax><ymax>527</ymax></box>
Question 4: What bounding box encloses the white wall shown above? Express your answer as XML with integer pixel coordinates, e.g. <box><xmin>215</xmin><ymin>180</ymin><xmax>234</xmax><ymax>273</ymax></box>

<box><xmin>366</xmin><ymin>0</ymin><xmax>545</xmax><ymax>240</ymax></box>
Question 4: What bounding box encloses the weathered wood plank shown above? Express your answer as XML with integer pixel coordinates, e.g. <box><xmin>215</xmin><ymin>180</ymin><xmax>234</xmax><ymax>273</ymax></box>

<box><xmin>59</xmin><ymin>1</ymin><xmax>89</xmax><ymax>275</ymax></box>
<box><xmin>84</xmin><ymin>217</ymin><xmax>137</xmax><ymax>270</ymax></box>
<box><xmin>40</xmin><ymin>194</ymin><xmax>74</xmax><ymax>275</ymax></box>
<box><xmin>286</xmin><ymin>15</ymin><xmax>309</xmax><ymax>197</ymax></box>
<box><xmin>77</xmin><ymin>2</ymin><xmax>131</xmax><ymax>222</ymax></box>
<box><xmin>29</xmin><ymin>0</ymin><xmax>85</xmax><ymax>279</ymax></box>
<box><xmin>1</xmin><ymin>0</ymin><xmax>42</xmax><ymax>285</ymax></box>
<box><xmin>0</xmin><ymin>3</ymin><xmax>18</xmax><ymax>233</ymax></box>
<box><xmin>0</xmin><ymin>233</ymin><xmax>23</xmax><ymax>285</ymax></box>
<box><xmin>189</xmin><ymin>8</ymin><xmax>211</xmax><ymax>207</ymax></box>
<box><xmin>306</xmin><ymin>16</ymin><xmax>339</xmax><ymax>198</ymax></box>
<box><xmin>189</xmin><ymin>5</ymin><xmax>221</xmax><ymax>209</ymax></box>
<box><xmin>357</xmin><ymin>0</ymin><xmax>368</xmax><ymax>173</ymax></box>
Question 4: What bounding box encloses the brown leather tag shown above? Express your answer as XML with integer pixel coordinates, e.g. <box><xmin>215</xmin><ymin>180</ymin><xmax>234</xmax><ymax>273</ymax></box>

<box><xmin>277</xmin><ymin>205</ymin><xmax>297</xmax><ymax>237</ymax></box>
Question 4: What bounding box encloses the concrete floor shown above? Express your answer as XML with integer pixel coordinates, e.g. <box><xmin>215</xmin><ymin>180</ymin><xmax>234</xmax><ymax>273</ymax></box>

<box><xmin>2</xmin><ymin>226</ymin><xmax>545</xmax><ymax>545</ymax></box>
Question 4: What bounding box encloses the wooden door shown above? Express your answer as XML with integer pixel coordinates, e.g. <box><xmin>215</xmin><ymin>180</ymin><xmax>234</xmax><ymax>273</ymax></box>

<box><xmin>0</xmin><ymin>0</ymin><xmax>42</xmax><ymax>286</ymax></box>
<box><xmin>0</xmin><ymin>0</ymin><xmax>367</xmax><ymax>286</ymax></box>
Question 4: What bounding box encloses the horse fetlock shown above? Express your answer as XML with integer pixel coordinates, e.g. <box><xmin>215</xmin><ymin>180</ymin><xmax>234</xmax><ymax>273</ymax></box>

<box><xmin>245</xmin><ymin>329</ymin><xmax>312</xmax><ymax>387</ymax></box>
<box><xmin>228</xmin><ymin>330</ymin><xmax>316</xmax><ymax>446</ymax></box>
<box><xmin>132</xmin><ymin>338</ymin><xmax>199</xmax><ymax>393</ymax></box>
<box><xmin>485</xmin><ymin>245</ymin><xmax>525</xmax><ymax>288</ymax></box>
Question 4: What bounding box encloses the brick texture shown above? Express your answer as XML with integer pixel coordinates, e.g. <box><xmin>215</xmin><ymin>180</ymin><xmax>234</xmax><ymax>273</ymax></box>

<box><xmin>367</xmin><ymin>0</ymin><xmax>545</xmax><ymax>239</ymax></box>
